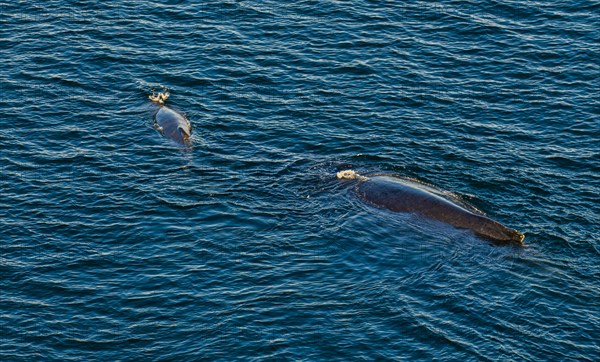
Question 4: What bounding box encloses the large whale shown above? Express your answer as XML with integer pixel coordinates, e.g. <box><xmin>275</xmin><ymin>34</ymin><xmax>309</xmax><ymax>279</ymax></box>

<box><xmin>337</xmin><ymin>170</ymin><xmax>525</xmax><ymax>245</ymax></box>
<box><xmin>149</xmin><ymin>91</ymin><xmax>191</xmax><ymax>144</ymax></box>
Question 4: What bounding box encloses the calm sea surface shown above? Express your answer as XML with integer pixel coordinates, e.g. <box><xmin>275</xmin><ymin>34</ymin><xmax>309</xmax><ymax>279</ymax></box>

<box><xmin>1</xmin><ymin>1</ymin><xmax>599</xmax><ymax>360</ymax></box>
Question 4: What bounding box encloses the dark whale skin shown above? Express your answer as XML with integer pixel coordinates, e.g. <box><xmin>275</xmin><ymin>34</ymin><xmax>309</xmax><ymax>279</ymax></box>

<box><xmin>357</xmin><ymin>176</ymin><xmax>524</xmax><ymax>244</ymax></box>
<box><xmin>154</xmin><ymin>106</ymin><xmax>191</xmax><ymax>144</ymax></box>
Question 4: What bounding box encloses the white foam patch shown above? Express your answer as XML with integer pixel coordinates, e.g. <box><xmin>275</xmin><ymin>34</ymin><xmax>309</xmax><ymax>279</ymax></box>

<box><xmin>149</xmin><ymin>90</ymin><xmax>170</xmax><ymax>104</ymax></box>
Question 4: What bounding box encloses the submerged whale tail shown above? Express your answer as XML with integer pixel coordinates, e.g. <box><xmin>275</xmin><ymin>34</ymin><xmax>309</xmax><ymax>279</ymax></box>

<box><xmin>149</xmin><ymin>90</ymin><xmax>170</xmax><ymax>105</ymax></box>
<box><xmin>474</xmin><ymin>217</ymin><xmax>525</xmax><ymax>245</ymax></box>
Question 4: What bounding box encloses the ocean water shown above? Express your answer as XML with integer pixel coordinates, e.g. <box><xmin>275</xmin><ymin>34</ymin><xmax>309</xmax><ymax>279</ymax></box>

<box><xmin>1</xmin><ymin>1</ymin><xmax>598</xmax><ymax>360</ymax></box>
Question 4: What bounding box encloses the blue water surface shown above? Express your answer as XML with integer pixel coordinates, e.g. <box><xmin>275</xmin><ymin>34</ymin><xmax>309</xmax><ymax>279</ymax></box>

<box><xmin>1</xmin><ymin>1</ymin><xmax>599</xmax><ymax>360</ymax></box>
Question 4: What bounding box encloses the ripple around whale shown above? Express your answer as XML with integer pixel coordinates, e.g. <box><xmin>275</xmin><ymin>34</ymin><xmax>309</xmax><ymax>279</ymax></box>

<box><xmin>2</xmin><ymin>0</ymin><xmax>599</xmax><ymax>361</ymax></box>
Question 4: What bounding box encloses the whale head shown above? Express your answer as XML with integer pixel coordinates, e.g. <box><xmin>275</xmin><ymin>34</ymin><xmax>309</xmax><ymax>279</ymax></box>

<box><xmin>337</xmin><ymin>170</ymin><xmax>358</xmax><ymax>179</ymax></box>
<box><xmin>149</xmin><ymin>91</ymin><xmax>170</xmax><ymax>105</ymax></box>
<box><xmin>337</xmin><ymin>170</ymin><xmax>369</xmax><ymax>181</ymax></box>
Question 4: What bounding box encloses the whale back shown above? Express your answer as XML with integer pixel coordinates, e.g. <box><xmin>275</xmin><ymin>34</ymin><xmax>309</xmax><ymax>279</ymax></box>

<box><xmin>358</xmin><ymin>176</ymin><xmax>476</xmax><ymax>221</ymax></box>
<box><xmin>357</xmin><ymin>176</ymin><xmax>523</xmax><ymax>244</ymax></box>
<box><xmin>155</xmin><ymin>106</ymin><xmax>191</xmax><ymax>144</ymax></box>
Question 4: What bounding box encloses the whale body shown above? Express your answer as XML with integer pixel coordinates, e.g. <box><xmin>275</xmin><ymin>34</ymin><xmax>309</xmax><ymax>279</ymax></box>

<box><xmin>337</xmin><ymin>170</ymin><xmax>524</xmax><ymax>245</ymax></box>
<box><xmin>149</xmin><ymin>91</ymin><xmax>191</xmax><ymax>145</ymax></box>
<box><xmin>154</xmin><ymin>106</ymin><xmax>191</xmax><ymax>144</ymax></box>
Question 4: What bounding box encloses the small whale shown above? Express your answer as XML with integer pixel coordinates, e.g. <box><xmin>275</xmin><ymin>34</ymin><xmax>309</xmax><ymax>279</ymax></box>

<box><xmin>149</xmin><ymin>91</ymin><xmax>191</xmax><ymax>145</ymax></box>
<box><xmin>337</xmin><ymin>170</ymin><xmax>525</xmax><ymax>245</ymax></box>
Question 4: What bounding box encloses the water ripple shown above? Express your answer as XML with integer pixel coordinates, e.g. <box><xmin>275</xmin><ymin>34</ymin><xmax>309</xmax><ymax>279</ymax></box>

<box><xmin>1</xmin><ymin>0</ymin><xmax>599</xmax><ymax>360</ymax></box>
